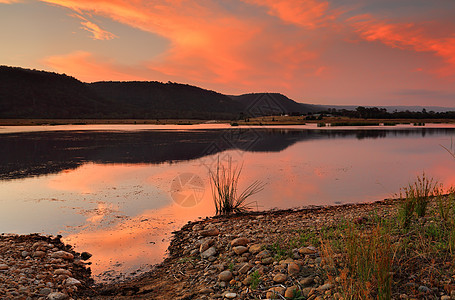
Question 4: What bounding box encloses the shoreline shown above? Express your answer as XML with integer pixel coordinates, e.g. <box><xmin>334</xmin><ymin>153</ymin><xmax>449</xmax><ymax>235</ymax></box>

<box><xmin>1</xmin><ymin>118</ymin><xmax>455</xmax><ymax>127</ymax></box>
<box><xmin>4</xmin><ymin>196</ymin><xmax>455</xmax><ymax>299</ymax></box>
<box><xmin>86</xmin><ymin>198</ymin><xmax>399</xmax><ymax>299</ymax></box>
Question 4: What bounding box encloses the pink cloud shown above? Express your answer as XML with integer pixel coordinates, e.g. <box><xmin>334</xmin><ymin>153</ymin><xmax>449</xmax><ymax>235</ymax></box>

<box><xmin>349</xmin><ymin>15</ymin><xmax>455</xmax><ymax>77</ymax></box>
<box><xmin>242</xmin><ymin>0</ymin><xmax>337</xmax><ymax>29</ymax></box>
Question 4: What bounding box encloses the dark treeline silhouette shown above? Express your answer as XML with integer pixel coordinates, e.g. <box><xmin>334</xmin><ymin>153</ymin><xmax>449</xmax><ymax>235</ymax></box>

<box><xmin>0</xmin><ymin>66</ymin><xmax>319</xmax><ymax>119</ymax></box>
<box><xmin>1</xmin><ymin>127</ymin><xmax>453</xmax><ymax>180</ymax></box>
<box><xmin>323</xmin><ymin>106</ymin><xmax>455</xmax><ymax>119</ymax></box>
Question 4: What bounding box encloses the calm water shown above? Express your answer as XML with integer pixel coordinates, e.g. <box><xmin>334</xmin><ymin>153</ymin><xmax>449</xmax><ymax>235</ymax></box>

<box><xmin>1</xmin><ymin>124</ymin><xmax>454</xmax><ymax>281</ymax></box>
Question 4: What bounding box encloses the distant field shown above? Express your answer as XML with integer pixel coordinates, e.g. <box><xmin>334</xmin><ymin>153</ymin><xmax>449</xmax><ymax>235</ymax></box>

<box><xmin>236</xmin><ymin>115</ymin><xmax>455</xmax><ymax>125</ymax></box>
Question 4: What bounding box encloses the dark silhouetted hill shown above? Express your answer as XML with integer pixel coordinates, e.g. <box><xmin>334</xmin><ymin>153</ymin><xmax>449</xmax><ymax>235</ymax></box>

<box><xmin>0</xmin><ymin>66</ymin><xmax>319</xmax><ymax>119</ymax></box>
<box><xmin>230</xmin><ymin>93</ymin><xmax>322</xmax><ymax>116</ymax></box>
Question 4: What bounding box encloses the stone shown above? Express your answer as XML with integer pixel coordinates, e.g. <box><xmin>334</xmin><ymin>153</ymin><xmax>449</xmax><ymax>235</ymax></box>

<box><xmin>201</xmin><ymin>246</ymin><xmax>216</xmax><ymax>259</ymax></box>
<box><xmin>318</xmin><ymin>283</ymin><xmax>334</xmax><ymax>291</ymax></box>
<box><xmin>233</xmin><ymin>246</ymin><xmax>248</xmax><ymax>255</ymax></box>
<box><xmin>299</xmin><ymin>246</ymin><xmax>317</xmax><ymax>255</ymax></box>
<box><xmin>33</xmin><ymin>251</ymin><xmax>46</xmax><ymax>258</ymax></box>
<box><xmin>288</xmin><ymin>262</ymin><xmax>300</xmax><ymax>275</ymax></box>
<box><xmin>51</xmin><ymin>251</ymin><xmax>74</xmax><ymax>260</ymax></box>
<box><xmin>40</xmin><ymin>288</ymin><xmax>52</xmax><ymax>295</ymax></box>
<box><xmin>200</xmin><ymin>228</ymin><xmax>220</xmax><ymax>237</ymax></box>
<box><xmin>285</xmin><ymin>286</ymin><xmax>299</xmax><ymax>298</ymax></box>
<box><xmin>256</xmin><ymin>250</ymin><xmax>271</xmax><ymax>259</ymax></box>
<box><xmin>230</xmin><ymin>237</ymin><xmax>249</xmax><ymax>247</ymax></box>
<box><xmin>266</xmin><ymin>287</ymin><xmax>285</xmax><ymax>299</ymax></box>
<box><xmin>21</xmin><ymin>251</ymin><xmax>30</xmax><ymax>258</ymax></box>
<box><xmin>80</xmin><ymin>252</ymin><xmax>92</xmax><ymax>260</ymax></box>
<box><xmin>224</xmin><ymin>292</ymin><xmax>237</xmax><ymax>299</ymax></box>
<box><xmin>239</xmin><ymin>263</ymin><xmax>252</xmax><ymax>274</ymax></box>
<box><xmin>65</xmin><ymin>277</ymin><xmax>82</xmax><ymax>286</ymax></box>
<box><xmin>218</xmin><ymin>270</ymin><xmax>233</xmax><ymax>282</ymax></box>
<box><xmin>242</xmin><ymin>276</ymin><xmax>253</xmax><ymax>285</ymax></box>
<box><xmin>441</xmin><ymin>296</ymin><xmax>451</xmax><ymax>300</ymax></box>
<box><xmin>261</xmin><ymin>257</ymin><xmax>274</xmax><ymax>265</ymax></box>
<box><xmin>54</xmin><ymin>269</ymin><xmax>72</xmax><ymax>276</ymax></box>
<box><xmin>200</xmin><ymin>287</ymin><xmax>214</xmax><ymax>294</ymax></box>
<box><xmin>248</xmin><ymin>244</ymin><xmax>263</xmax><ymax>254</ymax></box>
<box><xmin>0</xmin><ymin>264</ymin><xmax>8</xmax><ymax>270</ymax></box>
<box><xmin>47</xmin><ymin>292</ymin><xmax>69</xmax><ymax>300</ymax></box>
<box><xmin>300</xmin><ymin>277</ymin><xmax>314</xmax><ymax>286</ymax></box>
<box><xmin>273</xmin><ymin>273</ymin><xmax>287</xmax><ymax>283</ymax></box>
<box><xmin>418</xmin><ymin>285</ymin><xmax>430</xmax><ymax>293</ymax></box>
<box><xmin>200</xmin><ymin>239</ymin><xmax>213</xmax><ymax>253</ymax></box>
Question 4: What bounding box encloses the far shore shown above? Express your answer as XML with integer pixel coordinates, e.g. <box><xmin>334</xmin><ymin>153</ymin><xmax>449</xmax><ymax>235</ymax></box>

<box><xmin>1</xmin><ymin>116</ymin><xmax>455</xmax><ymax>127</ymax></box>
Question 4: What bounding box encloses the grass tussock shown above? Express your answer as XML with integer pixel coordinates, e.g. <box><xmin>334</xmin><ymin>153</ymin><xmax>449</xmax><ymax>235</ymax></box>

<box><xmin>398</xmin><ymin>172</ymin><xmax>437</xmax><ymax>228</ymax></box>
<box><xmin>209</xmin><ymin>156</ymin><xmax>264</xmax><ymax>215</ymax></box>
<box><xmin>316</xmin><ymin>174</ymin><xmax>455</xmax><ymax>299</ymax></box>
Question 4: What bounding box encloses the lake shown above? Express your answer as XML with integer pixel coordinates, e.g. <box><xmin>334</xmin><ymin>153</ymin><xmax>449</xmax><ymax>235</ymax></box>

<box><xmin>1</xmin><ymin>123</ymin><xmax>454</xmax><ymax>281</ymax></box>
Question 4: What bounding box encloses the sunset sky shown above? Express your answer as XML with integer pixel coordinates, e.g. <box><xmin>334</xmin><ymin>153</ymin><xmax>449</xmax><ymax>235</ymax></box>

<box><xmin>1</xmin><ymin>0</ymin><xmax>455</xmax><ymax>106</ymax></box>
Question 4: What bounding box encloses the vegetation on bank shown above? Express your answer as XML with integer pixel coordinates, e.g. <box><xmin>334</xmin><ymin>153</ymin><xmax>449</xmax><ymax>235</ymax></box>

<box><xmin>241</xmin><ymin>174</ymin><xmax>455</xmax><ymax>299</ymax></box>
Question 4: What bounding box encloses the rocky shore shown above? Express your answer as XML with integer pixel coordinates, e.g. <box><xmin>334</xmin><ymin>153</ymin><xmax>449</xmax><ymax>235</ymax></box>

<box><xmin>86</xmin><ymin>198</ymin><xmax>430</xmax><ymax>300</ymax></box>
<box><xmin>0</xmin><ymin>234</ymin><xmax>92</xmax><ymax>300</ymax></box>
<box><xmin>5</xmin><ymin>197</ymin><xmax>455</xmax><ymax>299</ymax></box>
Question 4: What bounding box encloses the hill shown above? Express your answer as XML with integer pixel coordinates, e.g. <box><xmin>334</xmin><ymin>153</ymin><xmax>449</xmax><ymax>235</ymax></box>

<box><xmin>230</xmin><ymin>93</ymin><xmax>322</xmax><ymax>116</ymax></box>
<box><xmin>0</xmin><ymin>66</ymin><xmax>320</xmax><ymax>120</ymax></box>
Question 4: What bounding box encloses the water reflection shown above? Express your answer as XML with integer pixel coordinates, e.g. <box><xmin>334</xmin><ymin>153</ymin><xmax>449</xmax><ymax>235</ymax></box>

<box><xmin>0</xmin><ymin>125</ymin><xmax>455</xmax><ymax>281</ymax></box>
<box><xmin>1</xmin><ymin>127</ymin><xmax>454</xmax><ymax>180</ymax></box>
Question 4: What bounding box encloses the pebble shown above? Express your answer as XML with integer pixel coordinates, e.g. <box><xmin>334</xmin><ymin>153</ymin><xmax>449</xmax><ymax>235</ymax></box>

<box><xmin>218</xmin><ymin>270</ymin><xmax>233</xmax><ymax>282</ymax></box>
<box><xmin>230</xmin><ymin>237</ymin><xmax>249</xmax><ymax>247</ymax></box>
<box><xmin>224</xmin><ymin>292</ymin><xmax>237</xmax><ymax>298</ymax></box>
<box><xmin>51</xmin><ymin>251</ymin><xmax>74</xmax><ymax>260</ymax></box>
<box><xmin>0</xmin><ymin>235</ymin><xmax>91</xmax><ymax>300</ymax></box>
<box><xmin>273</xmin><ymin>273</ymin><xmax>287</xmax><ymax>283</ymax></box>
<box><xmin>200</xmin><ymin>228</ymin><xmax>220</xmax><ymax>237</ymax></box>
<box><xmin>47</xmin><ymin>292</ymin><xmax>69</xmax><ymax>300</ymax></box>
<box><xmin>418</xmin><ymin>285</ymin><xmax>430</xmax><ymax>293</ymax></box>
<box><xmin>233</xmin><ymin>246</ymin><xmax>248</xmax><ymax>255</ymax></box>
<box><xmin>201</xmin><ymin>246</ymin><xmax>216</xmax><ymax>259</ymax></box>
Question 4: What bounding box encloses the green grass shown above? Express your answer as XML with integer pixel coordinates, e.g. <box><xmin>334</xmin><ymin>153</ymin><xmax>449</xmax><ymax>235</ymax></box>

<box><xmin>317</xmin><ymin>178</ymin><xmax>455</xmax><ymax>299</ymax></box>
<box><xmin>249</xmin><ymin>270</ymin><xmax>261</xmax><ymax>290</ymax></box>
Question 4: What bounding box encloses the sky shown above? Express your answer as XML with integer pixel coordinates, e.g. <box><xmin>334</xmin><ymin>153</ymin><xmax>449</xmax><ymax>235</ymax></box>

<box><xmin>1</xmin><ymin>0</ymin><xmax>455</xmax><ymax>107</ymax></box>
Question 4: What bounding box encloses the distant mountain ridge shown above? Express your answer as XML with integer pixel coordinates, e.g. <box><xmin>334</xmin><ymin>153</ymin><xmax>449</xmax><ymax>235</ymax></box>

<box><xmin>0</xmin><ymin>66</ymin><xmax>453</xmax><ymax>119</ymax></box>
<box><xmin>0</xmin><ymin>66</ymin><xmax>317</xmax><ymax>119</ymax></box>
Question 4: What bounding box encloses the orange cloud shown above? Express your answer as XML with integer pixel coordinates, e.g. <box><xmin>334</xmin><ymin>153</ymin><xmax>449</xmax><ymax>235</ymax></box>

<box><xmin>42</xmin><ymin>51</ymin><xmax>147</xmax><ymax>82</ymax></box>
<box><xmin>39</xmin><ymin>0</ymin><xmax>323</xmax><ymax>90</ymax></box>
<box><xmin>349</xmin><ymin>15</ymin><xmax>455</xmax><ymax>76</ymax></box>
<box><xmin>242</xmin><ymin>0</ymin><xmax>336</xmax><ymax>29</ymax></box>
<box><xmin>0</xmin><ymin>0</ymin><xmax>21</xmax><ymax>3</ymax></box>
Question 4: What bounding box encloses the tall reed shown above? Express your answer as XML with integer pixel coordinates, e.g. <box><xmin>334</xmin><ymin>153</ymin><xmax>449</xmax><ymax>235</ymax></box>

<box><xmin>209</xmin><ymin>157</ymin><xmax>264</xmax><ymax>215</ymax></box>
